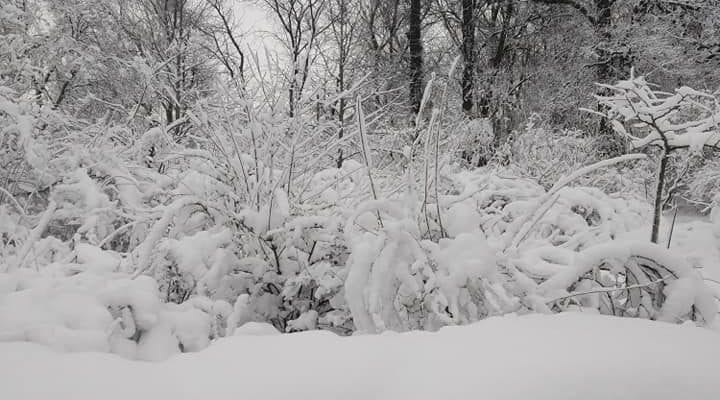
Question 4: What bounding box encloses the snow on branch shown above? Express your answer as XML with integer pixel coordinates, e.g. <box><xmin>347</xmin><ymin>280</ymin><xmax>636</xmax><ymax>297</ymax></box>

<box><xmin>539</xmin><ymin>240</ymin><xmax>718</xmax><ymax>324</ymax></box>
<box><xmin>593</xmin><ymin>71</ymin><xmax>720</xmax><ymax>152</ymax></box>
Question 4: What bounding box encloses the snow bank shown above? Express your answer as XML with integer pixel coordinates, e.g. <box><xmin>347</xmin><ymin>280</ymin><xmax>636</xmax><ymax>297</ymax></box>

<box><xmin>0</xmin><ymin>271</ymin><xmax>229</xmax><ymax>360</ymax></box>
<box><xmin>1</xmin><ymin>313</ymin><xmax>719</xmax><ymax>400</ymax></box>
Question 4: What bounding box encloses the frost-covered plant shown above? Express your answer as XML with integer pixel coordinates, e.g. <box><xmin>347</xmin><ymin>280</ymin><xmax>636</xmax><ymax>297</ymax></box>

<box><xmin>343</xmin><ymin>198</ymin><xmax>518</xmax><ymax>333</ymax></box>
<box><xmin>592</xmin><ymin>71</ymin><xmax>720</xmax><ymax>242</ymax></box>
<box><xmin>504</xmin><ymin>117</ymin><xmax>654</xmax><ymax>196</ymax></box>
<box><xmin>438</xmin><ymin>164</ymin><xmax>648</xmax><ymax>250</ymax></box>
<box><xmin>455</xmin><ymin>118</ymin><xmax>495</xmax><ymax>166</ymax></box>
<box><xmin>339</xmin><ymin>152</ymin><xmax>718</xmax><ymax>333</ymax></box>
<box><xmin>687</xmin><ymin>154</ymin><xmax>720</xmax><ymax>207</ymax></box>
<box><xmin>507</xmin><ymin>119</ymin><xmax>597</xmax><ymax>187</ymax></box>
<box><xmin>439</xmin><ymin>170</ymin><xmax>545</xmax><ymax>238</ymax></box>
<box><xmin>499</xmin><ymin>154</ymin><xmax>717</xmax><ymax>326</ymax></box>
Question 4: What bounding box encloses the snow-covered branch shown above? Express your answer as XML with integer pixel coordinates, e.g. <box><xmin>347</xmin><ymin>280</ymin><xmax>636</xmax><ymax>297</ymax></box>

<box><xmin>595</xmin><ymin>73</ymin><xmax>720</xmax><ymax>152</ymax></box>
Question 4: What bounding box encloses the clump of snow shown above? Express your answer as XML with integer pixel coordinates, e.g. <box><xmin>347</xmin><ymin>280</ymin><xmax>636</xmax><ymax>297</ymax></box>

<box><xmin>303</xmin><ymin>159</ymin><xmax>368</xmax><ymax>206</ymax></box>
<box><xmin>75</xmin><ymin>243</ymin><xmax>121</xmax><ymax>273</ymax></box>
<box><xmin>233</xmin><ymin>321</ymin><xmax>280</xmax><ymax>336</ymax></box>
<box><xmin>0</xmin><ymin>269</ymin><xmax>235</xmax><ymax>360</ymax></box>
<box><xmin>158</xmin><ymin>228</ymin><xmax>233</xmax><ymax>291</ymax></box>
<box><xmin>286</xmin><ymin>310</ymin><xmax>319</xmax><ymax>332</ymax></box>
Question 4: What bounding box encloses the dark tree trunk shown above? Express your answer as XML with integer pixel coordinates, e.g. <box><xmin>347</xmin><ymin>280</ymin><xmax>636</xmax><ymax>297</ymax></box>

<box><xmin>289</xmin><ymin>58</ymin><xmax>298</xmax><ymax>118</ymax></box>
<box><xmin>594</xmin><ymin>0</ymin><xmax>625</xmax><ymax>155</ymax></box>
<box><xmin>461</xmin><ymin>0</ymin><xmax>476</xmax><ymax>115</ymax></box>
<box><xmin>335</xmin><ymin>0</ymin><xmax>349</xmax><ymax>167</ymax></box>
<box><xmin>408</xmin><ymin>0</ymin><xmax>423</xmax><ymax>114</ymax></box>
<box><xmin>595</xmin><ymin>0</ymin><xmax>613</xmax><ymax>84</ymax></box>
<box><xmin>651</xmin><ymin>150</ymin><xmax>669</xmax><ymax>244</ymax></box>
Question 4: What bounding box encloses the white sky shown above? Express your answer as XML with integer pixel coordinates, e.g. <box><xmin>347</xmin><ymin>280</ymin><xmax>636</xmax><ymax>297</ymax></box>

<box><xmin>232</xmin><ymin>1</ymin><xmax>281</xmax><ymax>56</ymax></box>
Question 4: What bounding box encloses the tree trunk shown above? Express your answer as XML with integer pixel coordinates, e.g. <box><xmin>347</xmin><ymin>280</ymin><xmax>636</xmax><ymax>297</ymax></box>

<box><xmin>461</xmin><ymin>0</ymin><xmax>476</xmax><ymax>115</ymax></box>
<box><xmin>595</xmin><ymin>0</ymin><xmax>613</xmax><ymax>83</ymax></box>
<box><xmin>594</xmin><ymin>0</ymin><xmax>624</xmax><ymax>155</ymax></box>
<box><xmin>408</xmin><ymin>0</ymin><xmax>423</xmax><ymax>114</ymax></box>
<box><xmin>336</xmin><ymin>0</ymin><xmax>348</xmax><ymax>167</ymax></box>
<box><xmin>651</xmin><ymin>150</ymin><xmax>669</xmax><ymax>244</ymax></box>
<box><xmin>289</xmin><ymin>56</ymin><xmax>298</xmax><ymax>118</ymax></box>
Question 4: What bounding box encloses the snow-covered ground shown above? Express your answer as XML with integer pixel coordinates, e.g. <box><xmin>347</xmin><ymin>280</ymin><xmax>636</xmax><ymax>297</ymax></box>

<box><xmin>667</xmin><ymin>217</ymin><xmax>720</xmax><ymax>299</ymax></box>
<box><xmin>1</xmin><ymin>312</ymin><xmax>718</xmax><ymax>400</ymax></box>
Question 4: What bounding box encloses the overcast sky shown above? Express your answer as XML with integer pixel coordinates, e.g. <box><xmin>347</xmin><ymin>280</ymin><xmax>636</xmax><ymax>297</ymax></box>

<box><xmin>233</xmin><ymin>1</ymin><xmax>280</xmax><ymax>58</ymax></box>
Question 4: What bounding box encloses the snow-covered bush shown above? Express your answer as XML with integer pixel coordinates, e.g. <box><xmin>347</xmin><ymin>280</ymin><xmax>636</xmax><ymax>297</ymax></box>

<box><xmin>343</xmin><ymin>197</ymin><xmax>518</xmax><ymax>333</ymax></box>
<box><xmin>507</xmin><ymin>119</ymin><xmax>597</xmax><ymax>187</ymax></box>
<box><xmin>688</xmin><ymin>155</ymin><xmax>720</xmax><ymax>207</ymax></box>
<box><xmin>437</xmin><ymin>166</ymin><xmax>648</xmax><ymax>249</ymax></box>
<box><xmin>540</xmin><ymin>241</ymin><xmax>717</xmax><ymax>324</ymax></box>
<box><xmin>2</xmin><ymin>139</ymin><xmax>717</xmax><ymax>357</ymax></box>
<box><xmin>340</xmin><ymin>153</ymin><xmax>717</xmax><ymax>332</ymax></box>
<box><xmin>455</xmin><ymin>118</ymin><xmax>495</xmax><ymax>166</ymax></box>
<box><xmin>505</xmin><ymin>118</ymin><xmax>654</xmax><ymax>195</ymax></box>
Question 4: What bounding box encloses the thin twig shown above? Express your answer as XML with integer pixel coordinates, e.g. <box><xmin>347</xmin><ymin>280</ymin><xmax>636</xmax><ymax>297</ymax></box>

<box><xmin>666</xmin><ymin>206</ymin><xmax>679</xmax><ymax>249</ymax></box>
<box><xmin>549</xmin><ymin>275</ymin><xmax>672</xmax><ymax>304</ymax></box>
<box><xmin>356</xmin><ymin>96</ymin><xmax>383</xmax><ymax>228</ymax></box>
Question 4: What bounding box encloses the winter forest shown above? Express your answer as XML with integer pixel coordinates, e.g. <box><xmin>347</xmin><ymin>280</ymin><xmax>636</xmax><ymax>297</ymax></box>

<box><xmin>2</xmin><ymin>0</ymin><xmax>720</xmax><ymax>398</ymax></box>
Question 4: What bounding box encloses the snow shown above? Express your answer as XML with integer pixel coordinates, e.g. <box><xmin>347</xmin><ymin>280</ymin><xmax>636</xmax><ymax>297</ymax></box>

<box><xmin>1</xmin><ymin>313</ymin><xmax>719</xmax><ymax>400</ymax></box>
<box><xmin>232</xmin><ymin>321</ymin><xmax>280</xmax><ymax>336</ymax></box>
<box><xmin>286</xmin><ymin>309</ymin><xmax>319</xmax><ymax>331</ymax></box>
<box><xmin>599</xmin><ymin>75</ymin><xmax>720</xmax><ymax>152</ymax></box>
<box><xmin>75</xmin><ymin>243</ymin><xmax>121</xmax><ymax>273</ymax></box>
<box><xmin>621</xmin><ymin>211</ymin><xmax>720</xmax><ymax>299</ymax></box>
<box><xmin>443</xmin><ymin>201</ymin><xmax>483</xmax><ymax>237</ymax></box>
<box><xmin>0</xmin><ymin>270</ymin><xmax>235</xmax><ymax>360</ymax></box>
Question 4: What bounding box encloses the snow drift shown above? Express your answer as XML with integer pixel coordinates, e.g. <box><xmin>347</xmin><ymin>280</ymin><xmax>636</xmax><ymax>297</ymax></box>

<box><xmin>0</xmin><ymin>313</ymin><xmax>718</xmax><ymax>400</ymax></box>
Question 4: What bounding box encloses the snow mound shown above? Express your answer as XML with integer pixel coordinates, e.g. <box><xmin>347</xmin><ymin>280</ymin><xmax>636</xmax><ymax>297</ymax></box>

<box><xmin>0</xmin><ymin>313</ymin><xmax>719</xmax><ymax>400</ymax></box>
<box><xmin>0</xmin><ymin>271</ymin><xmax>230</xmax><ymax>360</ymax></box>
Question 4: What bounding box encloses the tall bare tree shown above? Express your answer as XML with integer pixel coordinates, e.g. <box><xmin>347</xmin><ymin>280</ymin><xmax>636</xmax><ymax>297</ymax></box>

<box><xmin>263</xmin><ymin>0</ymin><xmax>328</xmax><ymax>117</ymax></box>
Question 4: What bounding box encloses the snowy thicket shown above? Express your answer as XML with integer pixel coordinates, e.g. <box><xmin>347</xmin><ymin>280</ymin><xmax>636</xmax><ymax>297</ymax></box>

<box><xmin>1</xmin><ymin>88</ymin><xmax>718</xmax><ymax>359</ymax></box>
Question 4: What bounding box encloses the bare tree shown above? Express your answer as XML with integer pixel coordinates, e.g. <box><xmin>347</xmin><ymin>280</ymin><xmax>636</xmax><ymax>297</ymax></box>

<box><xmin>325</xmin><ymin>0</ymin><xmax>358</xmax><ymax>166</ymax></box>
<box><xmin>263</xmin><ymin>0</ymin><xmax>329</xmax><ymax>117</ymax></box>
<box><xmin>204</xmin><ymin>0</ymin><xmax>246</xmax><ymax>84</ymax></box>
<box><xmin>596</xmin><ymin>74</ymin><xmax>720</xmax><ymax>243</ymax></box>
